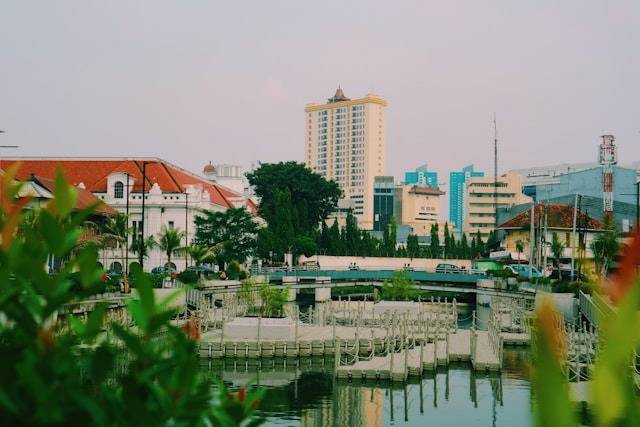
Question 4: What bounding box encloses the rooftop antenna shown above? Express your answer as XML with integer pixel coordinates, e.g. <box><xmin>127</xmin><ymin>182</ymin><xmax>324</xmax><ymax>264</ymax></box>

<box><xmin>493</xmin><ymin>114</ymin><xmax>498</xmax><ymax>233</ymax></box>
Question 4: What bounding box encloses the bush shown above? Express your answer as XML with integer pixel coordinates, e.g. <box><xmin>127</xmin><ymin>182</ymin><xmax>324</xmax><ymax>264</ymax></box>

<box><xmin>130</xmin><ymin>272</ymin><xmax>165</xmax><ymax>288</ymax></box>
<box><xmin>487</xmin><ymin>268</ymin><xmax>517</xmax><ymax>278</ymax></box>
<box><xmin>227</xmin><ymin>260</ymin><xmax>242</xmax><ymax>280</ymax></box>
<box><xmin>177</xmin><ymin>269</ymin><xmax>198</xmax><ymax>284</ymax></box>
<box><xmin>381</xmin><ymin>270</ymin><xmax>418</xmax><ymax>301</ymax></box>
<box><xmin>0</xmin><ymin>170</ymin><xmax>263</xmax><ymax>425</ymax></box>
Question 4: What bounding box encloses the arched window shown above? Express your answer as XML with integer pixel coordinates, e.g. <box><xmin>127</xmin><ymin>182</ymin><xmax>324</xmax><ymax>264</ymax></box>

<box><xmin>114</xmin><ymin>181</ymin><xmax>124</xmax><ymax>199</ymax></box>
<box><xmin>109</xmin><ymin>261</ymin><xmax>123</xmax><ymax>273</ymax></box>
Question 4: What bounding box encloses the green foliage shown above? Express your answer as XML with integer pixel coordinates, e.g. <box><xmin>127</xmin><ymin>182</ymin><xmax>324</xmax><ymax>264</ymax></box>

<box><xmin>194</xmin><ymin>207</ymin><xmax>258</xmax><ymax>267</ymax></box>
<box><xmin>259</xmin><ymin>286</ymin><xmax>288</xmax><ymax>317</ymax></box>
<box><xmin>550</xmin><ymin>232</ymin><xmax>565</xmax><ymax>273</ymax></box>
<box><xmin>487</xmin><ymin>268</ymin><xmax>517</xmax><ymax>278</ymax></box>
<box><xmin>226</xmin><ymin>260</ymin><xmax>243</xmax><ymax>280</ymax></box>
<box><xmin>381</xmin><ymin>270</ymin><xmax>418</xmax><ymax>301</ymax></box>
<box><xmin>186</xmin><ymin>244</ymin><xmax>218</xmax><ymax>266</ymax></box>
<box><xmin>177</xmin><ymin>269</ymin><xmax>199</xmax><ymax>285</ymax></box>
<box><xmin>429</xmin><ymin>223</ymin><xmax>440</xmax><ymax>258</ymax></box>
<box><xmin>246</xmin><ymin>161</ymin><xmax>341</xmax><ymax>233</ymax></box>
<box><xmin>157</xmin><ymin>226</ymin><xmax>185</xmax><ymax>267</ymax></box>
<box><xmin>0</xmin><ymin>169</ymin><xmax>263</xmax><ymax>425</ymax></box>
<box><xmin>589</xmin><ymin>215</ymin><xmax>619</xmax><ymax>277</ymax></box>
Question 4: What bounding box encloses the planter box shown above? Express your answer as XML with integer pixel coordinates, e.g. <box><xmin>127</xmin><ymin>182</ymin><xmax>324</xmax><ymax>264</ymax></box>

<box><xmin>223</xmin><ymin>317</ymin><xmax>295</xmax><ymax>340</ymax></box>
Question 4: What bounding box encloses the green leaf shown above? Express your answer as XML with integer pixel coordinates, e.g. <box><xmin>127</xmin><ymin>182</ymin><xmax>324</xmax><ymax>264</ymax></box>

<box><xmin>53</xmin><ymin>169</ymin><xmax>77</xmax><ymax>218</ymax></box>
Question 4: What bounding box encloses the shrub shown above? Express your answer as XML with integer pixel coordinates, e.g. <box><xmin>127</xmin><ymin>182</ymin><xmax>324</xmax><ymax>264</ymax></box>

<box><xmin>227</xmin><ymin>260</ymin><xmax>242</xmax><ymax>280</ymax></box>
<box><xmin>487</xmin><ymin>268</ymin><xmax>517</xmax><ymax>278</ymax></box>
<box><xmin>0</xmin><ymin>170</ymin><xmax>264</xmax><ymax>425</ymax></box>
<box><xmin>381</xmin><ymin>270</ymin><xmax>418</xmax><ymax>301</ymax></box>
<box><xmin>259</xmin><ymin>285</ymin><xmax>288</xmax><ymax>317</ymax></box>
<box><xmin>177</xmin><ymin>269</ymin><xmax>199</xmax><ymax>284</ymax></box>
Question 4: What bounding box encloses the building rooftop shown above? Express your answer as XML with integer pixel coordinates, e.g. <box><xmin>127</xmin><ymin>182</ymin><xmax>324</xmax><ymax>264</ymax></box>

<box><xmin>498</xmin><ymin>203</ymin><xmax>603</xmax><ymax>230</ymax></box>
<box><xmin>408</xmin><ymin>186</ymin><xmax>445</xmax><ymax>196</ymax></box>
<box><xmin>327</xmin><ymin>86</ymin><xmax>350</xmax><ymax>103</ymax></box>
<box><xmin>0</xmin><ymin>157</ymin><xmax>251</xmax><ymax>211</ymax></box>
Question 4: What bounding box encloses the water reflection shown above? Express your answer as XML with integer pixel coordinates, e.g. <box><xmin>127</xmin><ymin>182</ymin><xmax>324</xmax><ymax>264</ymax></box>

<box><xmin>203</xmin><ymin>349</ymin><xmax>532</xmax><ymax>426</ymax></box>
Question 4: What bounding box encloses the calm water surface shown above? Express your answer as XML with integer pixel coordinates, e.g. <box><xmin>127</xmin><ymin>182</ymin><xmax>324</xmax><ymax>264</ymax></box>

<box><xmin>203</xmin><ymin>347</ymin><xmax>532</xmax><ymax>426</ymax></box>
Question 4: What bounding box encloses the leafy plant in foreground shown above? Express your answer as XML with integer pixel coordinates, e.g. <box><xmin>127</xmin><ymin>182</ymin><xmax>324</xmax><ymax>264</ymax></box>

<box><xmin>0</xmin><ymin>166</ymin><xmax>263</xmax><ymax>426</ymax></box>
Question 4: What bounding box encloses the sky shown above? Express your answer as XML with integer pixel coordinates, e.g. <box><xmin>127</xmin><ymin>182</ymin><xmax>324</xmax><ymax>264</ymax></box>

<box><xmin>2</xmin><ymin>1</ymin><xmax>639</xmax><ymax>217</ymax></box>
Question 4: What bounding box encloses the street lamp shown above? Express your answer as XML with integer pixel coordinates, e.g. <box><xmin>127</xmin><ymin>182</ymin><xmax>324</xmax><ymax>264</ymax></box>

<box><xmin>139</xmin><ymin>161</ymin><xmax>150</xmax><ymax>270</ymax></box>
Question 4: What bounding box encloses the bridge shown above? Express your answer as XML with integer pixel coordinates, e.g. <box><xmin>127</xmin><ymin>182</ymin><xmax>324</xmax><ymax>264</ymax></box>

<box><xmin>256</xmin><ymin>267</ymin><xmax>485</xmax><ymax>285</ymax></box>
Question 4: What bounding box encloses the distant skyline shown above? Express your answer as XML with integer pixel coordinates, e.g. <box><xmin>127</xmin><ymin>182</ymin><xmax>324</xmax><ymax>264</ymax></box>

<box><xmin>2</xmin><ymin>1</ymin><xmax>639</xmax><ymax>199</ymax></box>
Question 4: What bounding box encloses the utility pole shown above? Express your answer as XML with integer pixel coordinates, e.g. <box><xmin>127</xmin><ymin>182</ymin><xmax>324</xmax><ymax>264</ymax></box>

<box><xmin>493</xmin><ymin>114</ymin><xmax>498</xmax><ymax>233</ymax></box>
<box><xmin>529</xmin><ymin>204</ymin><xmax>535</xmax><ymax>278</ymax></box>
<box><xmin>570</xmin><ymin>194</ymin><xmax>579</xmax><ymax>280</ymax></box>
<box><xmin>139</xmin><ymin>161</ymin><xmax>148</xmax><ymax>270</ymax></box>
<box><xmin>184</xmin><ymin>191</ymin><xmax>189</xmax><ymax>268</ymax></box>
<box><xmin>125</xmin><ymin>173</ymin><xmax>130</xmax><ymax>276</ymax></box>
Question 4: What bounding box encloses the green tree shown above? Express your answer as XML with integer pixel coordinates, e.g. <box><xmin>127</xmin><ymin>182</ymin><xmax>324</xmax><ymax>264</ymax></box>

<box><xmin>474</xmin><ymin>231</ymin><xmax>485</xmax><ymax>258</ymax></box>
<box><xmin>130</xmin><ymin>235</ymin><xmax>157</xmax><ymax>261</ymax></box>
<box><xmin>515</xmin><ymin>239</ymin><xmax>525</xmax><ymax>263</ymax></box>
<box><xmin>429</xmin><ymin>223</ymin><xmax>440</xmax><ymax>258</ymax></box>
<box><xmin>328</xmin><ymin>219</ymin><xmax>342</xmax><ymax>255</ymax></box>
<box><xmin>550</xmin><ymin>232</ymin><xmax>565</xmax><ymax>277</ymax></box>
<box><xmin>185</xmin><ymin>244</ymin><xmax>218</xmax><ymax>266</ymax></box>
<box><xmin>157</xmin><ymin>226</ymin><xmax>185</xmax><ymax>268</ymax></box>
<box><xmin>590</xmin><ymin>216</ymin><xmax>619</xmax><ymax>277</ymax></box>
<box><xmin>389</xmin><ymin>216</ymin><xmax>397</xmax><ymax>257</ymax></box>
<box><xmin>246</xmin><ymin>162</ymin><xmax>342</xmax><ymax>234</ymax></box>
<box><xmin>459</xmin><ymin>233</ymin><xmax>470</xmax><ymax>259</ymax></box>
<box><xmin>194</xmin><ymin>207</ymin><xmax>258</xmax><ymax>267</ymax></box>
<box><xmin>98</xmin><ymin>212</ymin><xmax>130</xmax><ymax>272</ymax></box>
<box><xmin>406</xmin><ymin>234</ymin><xmax>420</xmax><ymax>259</ymax></box>
<box><xmin>381</xmin><ymin>270</ymin><xmax>418</xmax><ymax>301</ymax></box>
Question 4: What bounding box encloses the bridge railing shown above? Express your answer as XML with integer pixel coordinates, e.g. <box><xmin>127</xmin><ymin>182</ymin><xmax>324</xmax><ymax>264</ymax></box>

<box><xmin>252</xmin><ymin>265</ymin><xmax>487</xmax><ymax>276</ymax></box>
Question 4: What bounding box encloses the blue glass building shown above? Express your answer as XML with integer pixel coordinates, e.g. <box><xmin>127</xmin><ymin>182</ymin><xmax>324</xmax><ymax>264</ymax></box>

<box><xmin>449</xmin><ymin>165</ymin><xmax>484</xmax><ymax>230</ymax></box>
<box><xmin>404</xmin><ymin>164</ymin><xmax>438</xmax><ymax>189</ymax></box>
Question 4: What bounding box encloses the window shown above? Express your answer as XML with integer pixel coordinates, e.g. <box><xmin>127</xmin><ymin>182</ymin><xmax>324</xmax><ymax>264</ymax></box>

<box><xmin>168</xmin><ymin>221</ymin><xmax>175</xmax><ymax>229</ymax></box>
<box><xmin>114</xmin><ymin>181</ymin><xmax>124</xmax><ymax>199</ymax></box>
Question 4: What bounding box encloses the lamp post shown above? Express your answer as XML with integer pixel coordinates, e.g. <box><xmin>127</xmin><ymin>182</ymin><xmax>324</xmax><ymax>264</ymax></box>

<box><xmin>184</xmin><ymin>191</ymin><xmax>189</xmax><ymax>268</ymax></box>
<box><xmin>139</xmin><ymin>161</ymin><xmax>149</xmax><ymax>270</ymax></box>
<box><xmin>124</xmin><ymin>173</ymin><xmax>130</xmax><ymax>276</ymax></box>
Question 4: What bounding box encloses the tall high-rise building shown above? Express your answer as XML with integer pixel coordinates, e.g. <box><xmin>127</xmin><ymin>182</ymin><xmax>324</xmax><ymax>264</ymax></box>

<box><xmin>404</xmin><ymin>164</ymin><xmax>438</xmax><ymax>188</ymax></box>
<box><xmin>449</xmin><ymin>165</ymin><xmax>484</xmax><ymax>230</ymax></box>
<box><xmin>373</xmin><ymin>176</ymin><xmax>394</xmax><ymax>232</ymax></box>
<box><xmin>305</xmin><ymin>87</ymin><xmax>387</xmax><ymax>230</ymax></box>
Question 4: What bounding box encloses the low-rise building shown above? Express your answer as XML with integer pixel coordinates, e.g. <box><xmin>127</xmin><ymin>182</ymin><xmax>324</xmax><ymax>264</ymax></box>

<box><xmin>1</xmin><ymin>157</ymin><xmax>257</xmax><ymax>272</ymax></box>
<box><xmin>463</xmin><ymin>173</ymin><xmax>531</xmax><ymax>239</ymax></box>
<box><xmin>497</xmin><ymin>203</ymin><xmax>605</xmax><ymax>275</ymax></box>
<box><xmin>394</xmin><ymin>184</ymin><xmax>444</xmax><ymax>236</ymax></box>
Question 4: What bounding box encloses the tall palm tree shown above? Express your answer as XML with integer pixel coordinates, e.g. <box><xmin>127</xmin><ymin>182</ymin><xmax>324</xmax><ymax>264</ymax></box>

<box><xmin>157</xmin><ymin>226</ymin><xmax>185</xmax><ymax>268</ymax></box>
<box><xmin>99</xmin><ymin>213</ymin><xmax>129</xmax><ymax>272</ymax></box>
<box><xmin>550</xmin><ymin>232</ymin><xmax>565</xmax><ymax>278</ymax></box>
<box><xmin>590</xmin><ymin>216</ymin><xmax>619</xmax><ymax>277</ymax></box>
<box><xmin>515</xmin><ymin>239</ymin><xmax>524</xmax><ymax>263</ymax></box>
<box><xmin>186</xmin><ymin>244</ymin><xmax>219</xmax><ymax>266</ymax></box>
<box><xmin>130</xmin><ymin>235</ymin><xmax>157</xmax><ymax>262</ymax></box>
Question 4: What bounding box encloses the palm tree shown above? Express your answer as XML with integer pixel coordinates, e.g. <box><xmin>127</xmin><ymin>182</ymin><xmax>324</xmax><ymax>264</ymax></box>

<box><xmin>550</xmin><ymin>232</ymin><xmax>565</xmax><ymax>278</ymax></box>
<box><xmin>157</xmin><ymin>226</ymin><xmax>185</xmax><ymax>268</ymax></box>
<box><xmin>98</xmin><ymin>213</ymin><xmax>129</xmax><ymax>272</ymax></box>
<box><xmin>590</xmin><ymin>216</ymin><xmax>619</xmax><ymax>277</ymax></box>
<box><xmin>515</xmin><ymin>239</ymin><xmax>524</xmax><ymax>263</ymax></box>
<box><xmin>186</xmin><ymin>244</ymin><xmax>219</xmax><ymax>266</ymax></box>
<box><xmin>130</xmin><ymin>235</ymin><xmax>157</xmax><ymax>262</ymax></box>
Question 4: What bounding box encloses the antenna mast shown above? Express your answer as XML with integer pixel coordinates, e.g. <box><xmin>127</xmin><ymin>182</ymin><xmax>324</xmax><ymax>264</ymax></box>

<box><xmin>493</xmin><ymin>114</ymin><xmax>498</xmax><ymax>232</ymax></box>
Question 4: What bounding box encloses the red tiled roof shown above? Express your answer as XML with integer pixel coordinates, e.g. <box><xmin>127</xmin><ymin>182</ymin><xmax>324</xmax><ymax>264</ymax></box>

<box><xmin>30</xmin><ymin>175</ymin><xmax>117</xmax><ymax>215</ymax></box>
<box><xmin>408</xmin><ymin>186</ymin><xmax>445</xmax><ymax>196</ymax></box>
<box><xmin>0</xmin><ymin>158</ymin><xmax>244</xmax><ymax>210</ymax></box>
<box><xmin>498</xmin><ymin>204</ymin><xmax>604</xmax><ymax>230</ymax></box>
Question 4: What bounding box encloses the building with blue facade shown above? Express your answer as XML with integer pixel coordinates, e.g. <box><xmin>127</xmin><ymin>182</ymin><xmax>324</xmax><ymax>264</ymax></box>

<box><xmin>404</xmin><ymin>164</ymin><xmax>438</xmax><ymax>188</ymax></box>
<box><xmin>449</xmin><ymin>165</ymin><xmax>484</xmax><ymax>231</ymax></box>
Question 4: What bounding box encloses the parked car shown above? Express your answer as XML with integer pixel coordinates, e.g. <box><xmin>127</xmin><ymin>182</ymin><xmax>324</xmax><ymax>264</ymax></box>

<box><xmin>186</xmin><ymin>265</ymin><xmax>215</xmax><ymax>275</ymax></box>
<box><xmin>435</xmin><ymin>263</ymin><xmax>461</xmax><ymax>274</ymax></box>
<box><xmin>151</xmin><ymin>266</ymin><xmax>177</xmax><ymax>275</ymax></box>
<box><xmin>505</xmin><ymin>264</ymin><xmax>542</xmax><ymax>278</ymax></box>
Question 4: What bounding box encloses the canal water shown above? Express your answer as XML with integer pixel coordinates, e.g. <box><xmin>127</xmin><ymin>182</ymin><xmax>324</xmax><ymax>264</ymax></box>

<box><xmin>202</xmin><ymin>348</ymin><xmax>531</xmax><ymax>426</ymax></box>
<box><xmin>203</xmin><ymin>303</ymin><xmax>534</xmax><ymax>426</ymax></box>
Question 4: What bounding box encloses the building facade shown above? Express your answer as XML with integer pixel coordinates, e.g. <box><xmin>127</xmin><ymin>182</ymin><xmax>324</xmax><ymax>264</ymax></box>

<box><xmin>0</xmin><ymin>158</ymin><xmax>256</xmax><ymax>272</ymax></box>
<box><xmin>449</xmin><ymin>165</ymin><xmax>484</xmax><ymax>231</ymax></box>
<box><xmin>373</xmin><ymin>176</ymin><xmax>394</xmax><ymax>232</ymax></box>
<box><xmin>403</xmin><ymin>164</ymin><xmax>438</xmax><ymax>188</ymax></box>
<box><xmin>463</xmin><ymin>172</ymin><xmax>531</xmax><ymax>238</ymax></box>
<box><xmin>305</xmin><ymin>87</ymin><xmax>387</xmax><ymax>230</ymax></box>
<box><xmin>394</xmin><ymin>184</ymin><xmax>445</xmax><ymax>236</ymax></box>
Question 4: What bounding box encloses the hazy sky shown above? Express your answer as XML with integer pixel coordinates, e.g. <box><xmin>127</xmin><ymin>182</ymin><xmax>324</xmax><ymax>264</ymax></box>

<box><xmin>2</xmin><ymin>1</ymin><xmax>639</xmax><ymax>192</ymax></box>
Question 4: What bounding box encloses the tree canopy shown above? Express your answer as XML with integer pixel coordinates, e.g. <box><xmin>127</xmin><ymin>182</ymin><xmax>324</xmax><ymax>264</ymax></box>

<box><xmin>193</xmin><ymin>207</ymin><xmax>258</xmax><ymax>267</ymax></box>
